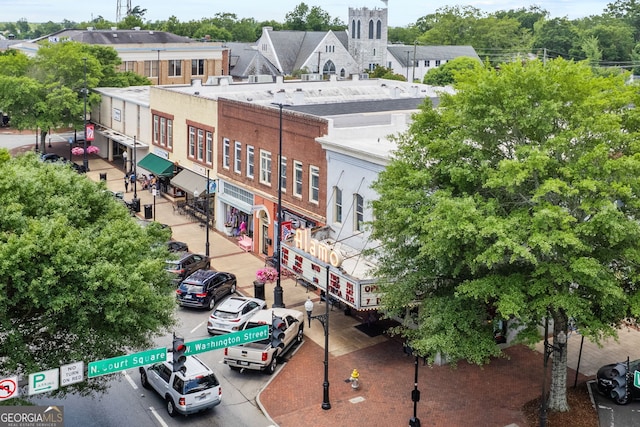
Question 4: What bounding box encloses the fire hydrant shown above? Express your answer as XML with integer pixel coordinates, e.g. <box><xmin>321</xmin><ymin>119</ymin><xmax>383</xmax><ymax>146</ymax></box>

<box><xmin>349</xmin><ymin>369</ymin><xmax>360</xmax><ymax>390</ymax></box>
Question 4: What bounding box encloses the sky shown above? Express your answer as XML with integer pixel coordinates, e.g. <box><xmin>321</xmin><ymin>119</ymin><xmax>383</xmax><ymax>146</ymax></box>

<box><xmin>2</xmin><ymin>1</ymin><xmax>613</xmax><ymax>28</ymax></box>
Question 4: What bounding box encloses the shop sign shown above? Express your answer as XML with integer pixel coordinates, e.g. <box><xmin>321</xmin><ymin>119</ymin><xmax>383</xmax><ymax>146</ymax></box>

<box><xmin>293</xmin><ymin>228</ymin><xmax>343</xmax><ymax>267</ymax></box>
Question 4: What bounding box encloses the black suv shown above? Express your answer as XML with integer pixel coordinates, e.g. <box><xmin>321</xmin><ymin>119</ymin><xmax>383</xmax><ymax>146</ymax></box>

<box><xmin>176</xmin><ymin>270</ymin><xmax>236</xmax><ymax>310</ymax></box>
<box><xmin>165</xmin><ymin>253</ymin><xmax>210</xmax><ymax>285</ymax></box>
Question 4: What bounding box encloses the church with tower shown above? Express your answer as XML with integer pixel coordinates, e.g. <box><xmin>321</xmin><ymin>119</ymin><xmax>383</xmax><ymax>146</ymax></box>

<box><xmin>229</xmin><ymin>3</ymin><xmax>479</xmax><ymax>83</ymax></box>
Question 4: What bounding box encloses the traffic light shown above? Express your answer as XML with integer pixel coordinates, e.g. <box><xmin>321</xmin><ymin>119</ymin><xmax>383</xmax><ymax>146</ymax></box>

<box><xmin>172</xmin><ymin>335</ymin><xmax>187</xmax><ymax>373</ymax></box>
<box><xmin>271</xmin><ymin>316</ymin><xmax>286</xmax><ymax>349</ymax></box>
<box><xmin>610</xmin><ymin>361</ymin><xmax>629</xmax><ymax>404</ymax></box>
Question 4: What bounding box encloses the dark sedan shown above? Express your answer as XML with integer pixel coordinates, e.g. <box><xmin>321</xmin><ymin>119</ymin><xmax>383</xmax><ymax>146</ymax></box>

<box><xmin>596</xmin><ymin>358</ymin><xmax>640</xmax><ymax>404</ymax></box>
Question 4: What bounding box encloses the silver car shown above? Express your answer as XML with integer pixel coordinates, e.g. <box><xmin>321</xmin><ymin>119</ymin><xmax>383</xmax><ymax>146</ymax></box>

<box><xmin>207</xmin><ymin>296</ymin><xmax>266</xmax><ymax>335</ymax></box>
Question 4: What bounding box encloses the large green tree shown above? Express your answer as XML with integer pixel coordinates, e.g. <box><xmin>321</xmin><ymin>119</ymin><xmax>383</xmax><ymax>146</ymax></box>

<box><xmin>371</xmin><ymin>58</ymin><xmax>640</xmax><ymax>413</ymax></box>
<box><xmin>0</xmin><ymin>151</ymin><xmax>176</xmax><ymax>395</ymax></box>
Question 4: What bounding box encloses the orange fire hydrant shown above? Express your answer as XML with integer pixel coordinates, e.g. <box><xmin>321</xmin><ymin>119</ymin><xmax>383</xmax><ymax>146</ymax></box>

<box><xmin>349</xmin><ymin>369</ymin><xmax>360</xmax><ymax>389</ymax></box>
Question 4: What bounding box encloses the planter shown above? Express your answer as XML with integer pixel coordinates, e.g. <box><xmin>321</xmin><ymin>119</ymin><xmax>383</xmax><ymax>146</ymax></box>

<box><xmin>224</xmin><ymin>225</ymin><xmax>233</xmax><ymax>236</ymax></box>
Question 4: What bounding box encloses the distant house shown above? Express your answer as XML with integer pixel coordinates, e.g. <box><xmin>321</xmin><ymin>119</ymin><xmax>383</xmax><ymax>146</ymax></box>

<box><xmin>387</xmin><ymin>45</ymin><xmax>482</xmax><ymax>82</ymax></box>
<box><xmin>9</xmin><ymin>28</ymin><xmax>230</xmax><ymax>85</ymax></box>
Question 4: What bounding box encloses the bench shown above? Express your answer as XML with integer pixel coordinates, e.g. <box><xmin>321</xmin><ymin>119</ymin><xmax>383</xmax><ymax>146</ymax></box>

<box><xmin>238</xmin><ymin>235</ymin><xmax>252</xmax><ymax>252</ymax></box>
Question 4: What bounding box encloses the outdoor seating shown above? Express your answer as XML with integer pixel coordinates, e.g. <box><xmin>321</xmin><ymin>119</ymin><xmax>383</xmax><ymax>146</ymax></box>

<box><xmin>238</xmin><ymin>235</ymin><xmax>252</xmax><ymax>252</ymax></box>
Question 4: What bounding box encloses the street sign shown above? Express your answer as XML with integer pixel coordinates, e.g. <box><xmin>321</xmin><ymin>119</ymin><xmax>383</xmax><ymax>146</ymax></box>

<box><xmin>185</xmin><ymin>325</ymin><xmax>269</xmax><ymax>356</ymax></box>
<box><xmin>88</xmin><ymin>347</ymin><xmax>167</xmax><ymax>378</ymax></box>
<box><xmin>208</xmin><ymin>180</ymin><xmax>217</xmax><ymax>193</ymax></box>
<box><xmin>60</xmin><ymin>362</ymin><xmax>84</xmax><ymax>386</ymax></box>
<box><xmin>635</xmin><ymin>370</ymin><xmax>640</xmax><ymax>388</ymax></box>
<box><xmin>0</xmin><ymin>377</ymin><xmax>18</xmax><ymax>401</ymax></box>
<box><xmin>29</xmin><ymin>368</ymin><xmax>59</xmax><ymax>396</ymax></box>
<box><xmin>68</xmin><ymin>137</ymin><xmax>73</xmax><ymax>144</ymax></box>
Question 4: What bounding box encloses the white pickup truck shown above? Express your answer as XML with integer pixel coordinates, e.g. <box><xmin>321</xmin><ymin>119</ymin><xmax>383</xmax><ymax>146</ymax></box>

<box><xmin>223</xmin><ymin>307</ymin><xmax>304</xmax><ymax>374</ymax></box>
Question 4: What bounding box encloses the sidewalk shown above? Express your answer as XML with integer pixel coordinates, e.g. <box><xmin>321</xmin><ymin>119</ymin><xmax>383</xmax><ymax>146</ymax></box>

<box><xmin>14</xmin><ymin>139</ymin><xmax>640</xmax><ymax>427</ymax></box>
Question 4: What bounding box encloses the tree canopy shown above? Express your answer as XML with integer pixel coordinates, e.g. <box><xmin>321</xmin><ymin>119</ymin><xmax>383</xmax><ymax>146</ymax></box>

<box><xmin>371</xmin><ymin>58</ymin><xmax>640</xmax><ymax>412</ymax></box>
<box><xmin>0</xmin><ymin>151</ymin><xmax>176</xmax><ymax>395</ymax></box>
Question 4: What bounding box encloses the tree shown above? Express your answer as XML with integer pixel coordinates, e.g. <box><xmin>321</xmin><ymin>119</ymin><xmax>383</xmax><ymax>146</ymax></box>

<box><xmin>371</xmin><ymin>58</ymin><xmax>640</xmax><ymax>414</ymax></box>
<box><xmin>368</xmin><ymin>65</ymin><xmax>406</xmax><ymax>81</ymax></box>
<box><xmin>0</xmin><ymin>151</ymin><xmax>176</xmax><ymax>395</ymax></box>
<box><xmin>422</xmin><ymin>56</ymin><xmax>482</xmax><ymax>86</ymax></box>
<box><xmin>284</xmin><ymin>2</ymin><xmax>344</xmax><ymax>31</ymax></box>
<box><xmin>531</xmin><ymin>18</ymin><xmax>582</xmax><ymax>59</ymax></box>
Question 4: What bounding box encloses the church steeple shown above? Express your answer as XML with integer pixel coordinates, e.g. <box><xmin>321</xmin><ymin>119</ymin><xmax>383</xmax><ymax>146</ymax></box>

<box><xmin>348</xmin><ymin>5</ymin><xmax>388</xmax><ymax>73</ymax></box>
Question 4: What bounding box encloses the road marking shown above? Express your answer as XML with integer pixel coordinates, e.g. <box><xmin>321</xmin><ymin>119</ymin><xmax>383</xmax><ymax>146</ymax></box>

<box><xmin>124</xmin><ymin>371</ymin><xmax>138</xmax><ymax>390</ymax></box>
<box><xmin>149</xmin><ymin>407</ymin><xmax>168</xmax><ymax>427</ymax></box>
<box><xmin>190</xmin><ymin>321</ymin><xmax>205</xmax><ymax>334</ymax></box>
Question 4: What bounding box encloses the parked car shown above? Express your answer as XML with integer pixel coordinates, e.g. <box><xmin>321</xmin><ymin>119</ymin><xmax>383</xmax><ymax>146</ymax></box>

<box><xmin>40</xmin><ymin>153</ymin><xmax>66</xmax><ymax>162</ymax></box>
<box><xmin>176</xmin><ymin>270</ymin><xmax>236</xmax><ymax>310</ymax></box>
<box><xmin>165</xmin><ymin>252</ymin><xmax>209</xmax><ymax>285</ymax></box>
<box><xmin>223</xmin><ymin>308</ymin><xmax>304</xmax><ymax>374</ymax></box>
<box><xmin>207</xmin><ymin>296</ymin><xmax>266</xmax><ymax>335</ymax></box>
<box><xmin>139</xmin><ymin>355</ymin><xmax>222</xmax><ymax>417</ymax></box>
<box><xmin>168</xmin><ymin>240</ymin><xmax>189</xmax><ymax>253</ymax></box>
<box><xmin>596</xmin><ymin>358</ymin><xmax>640</xmax><ymax>404</ymax></box>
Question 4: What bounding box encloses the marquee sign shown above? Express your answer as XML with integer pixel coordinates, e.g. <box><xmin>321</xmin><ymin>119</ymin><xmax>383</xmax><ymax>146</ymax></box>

<box><xmin>281</xmin><ymin>238</ymin><xmax>381</xmax><ymax>310</ymax></box>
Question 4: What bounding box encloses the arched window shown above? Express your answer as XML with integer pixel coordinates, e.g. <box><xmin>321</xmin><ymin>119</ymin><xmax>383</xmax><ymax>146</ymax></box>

<box><xmin>376</xmin><ymin>20</ymin><xmax>382</xmax><ymax>39</ymax></box>
<box><xmin>340</xmin><ymin>68</ymin><xmax>346</xmax><ymax>78</ymax></box>
<box><xmin>357</xmin><ymin>21</ymin><xmax>361</xmax><ymax>39</ymax></box>
<box><xmin>351</xmin><ymin>20</ymin><xmax>356</xmax><ymax>38</ymax></box>
<box><xmin>368</xmin><ymin>20</ymin><xmax>374</xmax><ymax>39</ymax></box>
<box><xmin>323</xmin><ymin>60</ymin><xmax>336</xmax><ymax>75</ymax></box>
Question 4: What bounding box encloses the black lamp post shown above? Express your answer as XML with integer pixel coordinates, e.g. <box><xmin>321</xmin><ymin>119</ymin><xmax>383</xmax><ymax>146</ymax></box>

<box><xmin>271</xmin><ymin>102</ymin><xmax>287</xmax><ymax>308</ymax></box>
<box><xmin>132</xmin><ymin>136</ymin><xmax>138</xmax><ymax>200</ymax></box>
<box><xmin>82</xmin><ymin>57</ymin><xmax>89</xmax><ymax>172</ymax></box>
<box><xmin>404</xmin><ymin>343</ymin><xmax>422</xmax><ymax>427</ymax></box>
<box><xmin>205</xmin><ymin>169</ymin><xmax>211</xmax><ymax>257</ymax></box>
<box><xmin>304</xmin><ymin>265</ymin><xmax>331</xmax><ymax>410</ymax></box>
<box><xmin>539</xmin><ymin>316</ymin><xmax>567</xmax><ymax>427</ymax></box>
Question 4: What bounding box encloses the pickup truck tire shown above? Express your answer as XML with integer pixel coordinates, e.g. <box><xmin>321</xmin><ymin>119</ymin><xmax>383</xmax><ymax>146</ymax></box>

<box><xmin>166</xmin><ymin>397</ymin><xmax>177</xmax><ymax>417</ymax></box>
<box><xmin>266</xmin><ymin>353</ymin><xmax>278</xmax><ymax>375</ymax></box>
<box><xmin>140</xmin><ymin>370</ymin><xmax>151</xmax><ymax>390</ymax></box>
<box><xmin>296</xmin><ymin>325</ymin><xmax>304</xmax><ymax>343</ymax></box>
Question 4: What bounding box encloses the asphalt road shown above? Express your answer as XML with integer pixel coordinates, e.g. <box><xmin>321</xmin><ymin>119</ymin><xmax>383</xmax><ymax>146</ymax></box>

<box><xmin>33</xmin><ymin>300</ymin><xmax>276</xmax><ymax>427</ymax></box>
<box><xmin>589</xmin><ymin>380</ymin><xmax>640</xmax><ymax>427</ymax></box>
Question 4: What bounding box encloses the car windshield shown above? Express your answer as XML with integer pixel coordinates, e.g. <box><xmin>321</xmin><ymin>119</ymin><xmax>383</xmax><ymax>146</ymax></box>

<box><xmin>182</xmin><ymin>374</ymin><xmax>219</xmax><ymax>394</ymax></box>
<box><xmin>213</xmin><ymin>309</ymin><xmax>239</xmax><ymax>320</ymax></box>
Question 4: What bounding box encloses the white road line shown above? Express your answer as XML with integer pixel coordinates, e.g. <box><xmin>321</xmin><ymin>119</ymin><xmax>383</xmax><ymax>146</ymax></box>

<box><xmin>124</xmin><ymin>371</ymin><xmax>138</xmax><ymax>390</ymax></box>
<box><xmin>149</xmin><ymin>406</ymin><xmax>169</xmax><ymax>427</ymax></box>
<box><xmin>190</xmin><ymin>321</ymin><xmax>205</xmax><ymax>334</ymax></box>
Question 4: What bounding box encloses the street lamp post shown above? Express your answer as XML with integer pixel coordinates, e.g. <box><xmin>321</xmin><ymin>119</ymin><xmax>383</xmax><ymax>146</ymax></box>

<box><xmin>539</xmin><ymin>316</ymin><xmax>567</xmax><ymax>427</ymax></box>
<box><xmin>82</xmin><ymin>57</ymin><xmax>89</xmax><ymax>172</ymax></box>
<box><xmin>404</xmin><ymin>343</ymin><xmax>422</xmax><ymax>427</ymax></box>
<box><xmin>272</xmin><ymin>102</ymin><xmax>286</xmax><ymax>308</ymax></box>
<box><xmin>132</xmin><ymin>136</ymin><xmax>138</xmax><ymax>211</ymax></box>
<box><xmin>304</xmin><ymin>265</ymin><xmax>331</xmax><ymax>411</ymax></box>
<box><xmin>205</xmin><ymin>169</ymin><xmax>211</xmax><ymax>257</ymax></box>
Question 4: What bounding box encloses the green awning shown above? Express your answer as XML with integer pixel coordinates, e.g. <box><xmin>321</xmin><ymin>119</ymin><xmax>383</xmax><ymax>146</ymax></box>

<box><xmin>137</xmin><ymin>153</ymin><xmax>174</xmax><ymax>177</ymax></box>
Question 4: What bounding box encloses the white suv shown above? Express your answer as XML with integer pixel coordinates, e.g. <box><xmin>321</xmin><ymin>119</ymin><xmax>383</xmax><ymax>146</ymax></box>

<box><xmin>207</xmin><ymin>296</ymin><xmax>266</xmax><ymax>335</ymax></box>
<box><xmin>139</xmin><ymin>355</ymin><xmax>222</xmax><ymax>417</ymax></box>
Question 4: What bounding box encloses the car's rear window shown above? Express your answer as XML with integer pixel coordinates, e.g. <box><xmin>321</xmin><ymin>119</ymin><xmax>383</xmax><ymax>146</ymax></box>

<box><xmin>165</xmin><ymin>261</ymin><xmax>180</xmax><ymax>270</ymax></box>
<box><xmin>213</xmin><ymin>310</ymin><xmax>239</xmax><ymax>319</ymax></box>
<box><xmin>245</xmin><ymin>322</ymin><xmax>270</xmax><ymax>344</ymax></box>
<box><xmin>181</xmin><ymin>284</ymin><xmax>204</xmax><ymax>293</ymax></box>
<box><xmin>182</xmin><ymin>374</ymin><xmax>219</xmax><ymax>394</ymax></box>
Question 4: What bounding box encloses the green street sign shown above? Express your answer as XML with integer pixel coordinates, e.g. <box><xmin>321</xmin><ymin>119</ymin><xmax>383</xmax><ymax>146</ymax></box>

<box><xmin>88</xmin><ymin>347</ymin><xmax>167</xmax><ymax>378</ymax></box>
<box><xmin>634</xmin><ymin>370</ymin><xmax>640</xmax><ymax>388</ymax></box>
<box><xmin>185</xmin><ymin>325</ymin><xmax>269</xmax><ymax>356</ymax></box>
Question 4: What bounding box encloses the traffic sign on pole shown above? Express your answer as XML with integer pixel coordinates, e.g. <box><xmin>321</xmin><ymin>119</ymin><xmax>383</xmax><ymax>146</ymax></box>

<box><xmin>88</xmin><ymin>347</ymin><xmax>167</xmax><ymax>378</ymax></box>
<box><xmin>0</xmin><ymin>377</ymin><xmax>18</xmax><ymax>401</ymax></box>
<box><xmin>29</xmin><ymin>368</ymin><xmax>59</xmax><ymax>396</ymax></box>
<box><xmin>635</xmin><ymin>370</ymin><xmax>640</xmax><ymax>388</ymax></box>
<box><xmin>185</xmin><ymin>325</ymin><xmax>269</xmax><ymax>356</ymax></box>
<box><xmin>61</xmin><ymin>362</ymin><xmax>84</xmax><ymax>386</ymax></box>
